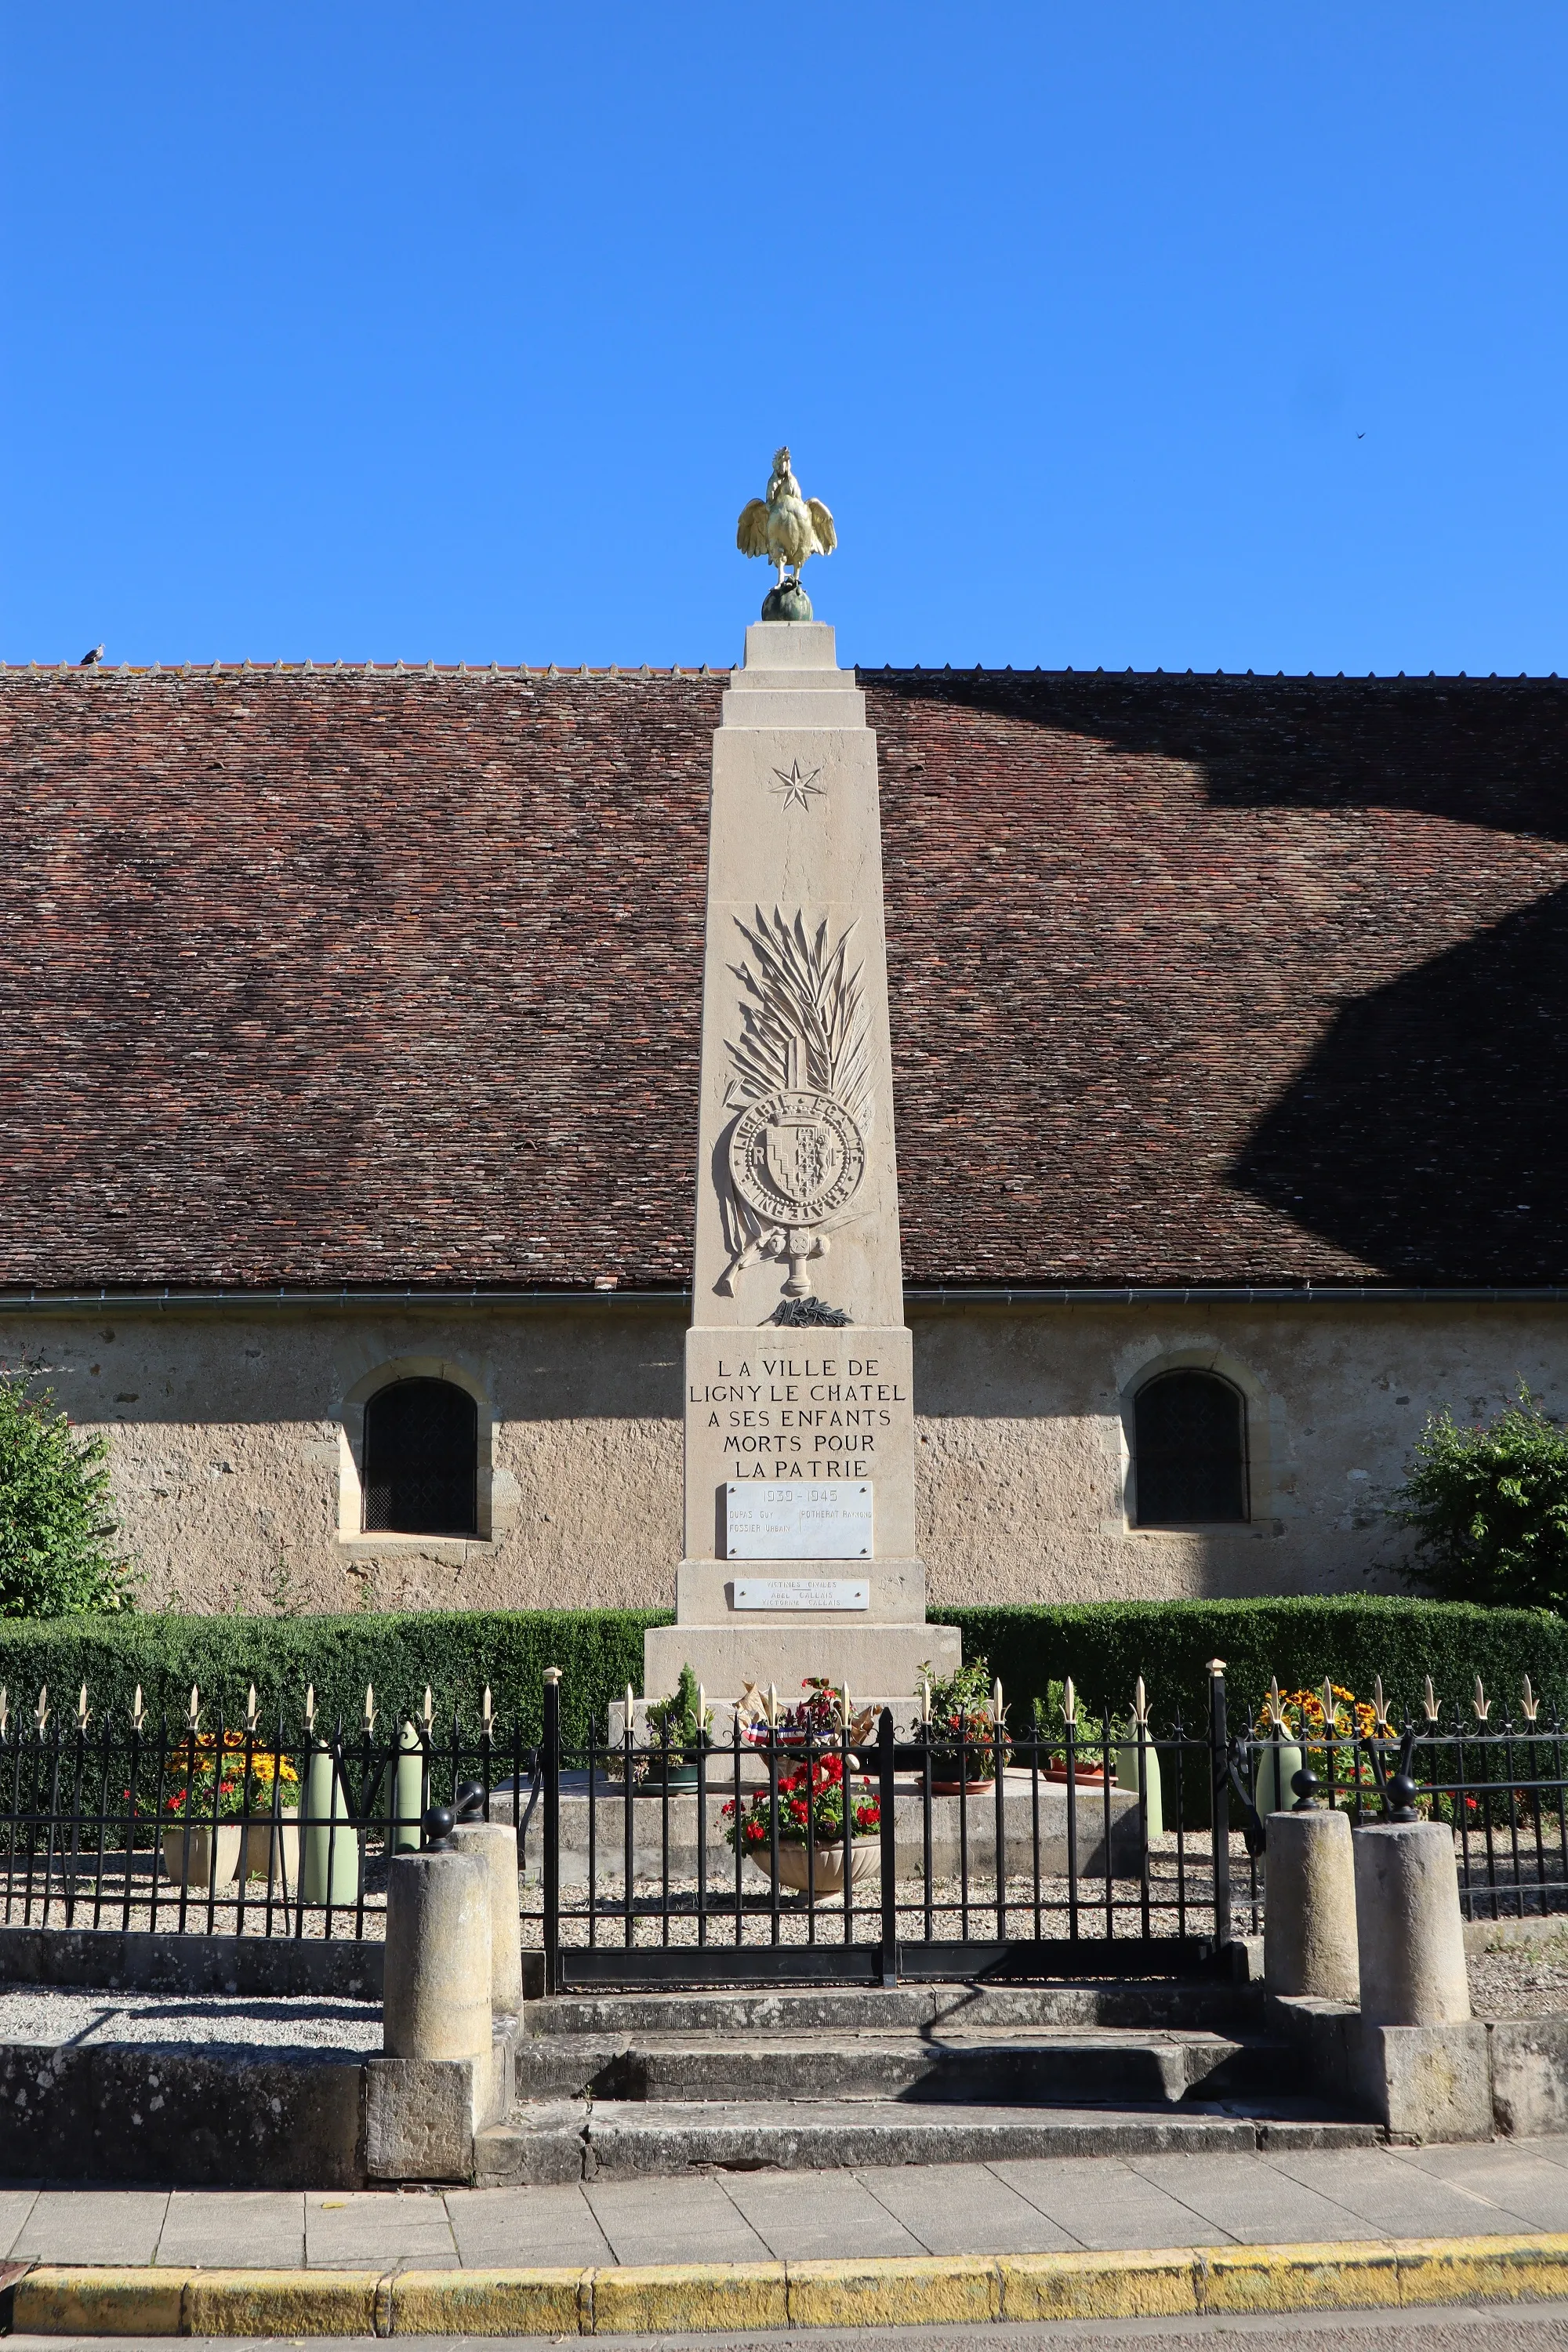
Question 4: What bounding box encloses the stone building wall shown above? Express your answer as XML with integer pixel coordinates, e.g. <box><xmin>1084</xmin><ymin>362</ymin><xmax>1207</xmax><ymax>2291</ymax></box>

<box><xmin>2</xmin><ymin>1298</ymin><xmax>1562</xmax><ymax>1617</ymax></box>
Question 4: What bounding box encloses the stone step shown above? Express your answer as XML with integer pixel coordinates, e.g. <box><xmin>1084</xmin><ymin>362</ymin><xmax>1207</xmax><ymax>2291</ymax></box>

<box><xmin>475</xmin><ymin>2096</ymin><xmax>1381</xmax><ymax>2185</ymax></box>
<box><xmin>524</xmin><ymin>1978</ymin><xmax>1258</xmax><ymax>2036</ymax></box>
<box><xmin>510</xmin><ymin>2025</ymin><xmax>1290</xmax><ymax>2107</ymax></box>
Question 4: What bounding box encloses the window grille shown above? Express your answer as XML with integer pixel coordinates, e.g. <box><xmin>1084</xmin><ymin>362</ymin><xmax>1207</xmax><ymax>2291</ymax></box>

<box><xmin>362</xmin><ymin>1377</ymin><xmax>478</xmax><ymax>1537</ymax></box>
<box><xmin>1133</xmin><ymin>1370</ymin><xmax>1249</xmax><ymax>1526</ymax></box>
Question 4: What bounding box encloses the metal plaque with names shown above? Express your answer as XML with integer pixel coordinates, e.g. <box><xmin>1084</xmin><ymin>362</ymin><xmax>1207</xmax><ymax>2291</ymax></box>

<box><xmin>733</xmin><ymin>1577</ymin><xmax>870</xmax><ymax>1612</ymax></box>
<box><xmin>724</xmin><ymin>1481</ymin><xmax>873</xmax><ymax>1562</ymax></box>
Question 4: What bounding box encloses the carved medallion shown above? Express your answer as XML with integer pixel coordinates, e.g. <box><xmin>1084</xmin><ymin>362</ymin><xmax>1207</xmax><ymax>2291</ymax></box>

<box><xmin>729</xmin><ymin>1088</ymin><xmax>866</xmax><ymax>1229</ymax></box>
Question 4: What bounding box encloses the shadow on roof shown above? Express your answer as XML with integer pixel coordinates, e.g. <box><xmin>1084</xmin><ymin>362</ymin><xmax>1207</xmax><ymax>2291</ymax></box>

<box><xmin>866</xmin><ymin>669</ymin><xmax>1568</xmax><ymax>844</ymax></box>
<box><xmin>1233</xmin><ymin>885</ymin><xmax>1568</xmax><ymax>1283</ymax></box>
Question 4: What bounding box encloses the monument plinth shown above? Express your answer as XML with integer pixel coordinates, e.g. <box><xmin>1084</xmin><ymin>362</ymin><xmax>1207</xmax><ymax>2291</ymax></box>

<box><xmin>643</xmin><ymin>612</ymin><xmax>960</xmax><ymax>1700</ymax></box>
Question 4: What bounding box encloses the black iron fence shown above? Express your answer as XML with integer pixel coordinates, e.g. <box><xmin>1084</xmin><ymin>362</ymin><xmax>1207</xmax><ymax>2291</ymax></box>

<box><xmin>0</xmin><ymin>1679</ymin><xmax>528</xmax><ymax>1942</ymax></box>
<box><xmin>4</xmin><ymin>1664</ymin><xmax>1566</xmax><ymax>1973</ymax></box>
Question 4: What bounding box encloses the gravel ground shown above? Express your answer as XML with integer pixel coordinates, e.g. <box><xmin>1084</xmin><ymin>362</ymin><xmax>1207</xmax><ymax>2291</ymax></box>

<box><xmin>1469</xmin><ymin>1929</ymin><xmax>1568</xmax><ymax>2018</ymax></box>
<box><xmin>0</xmin><ymin>1984</ymin><xmax>382</xmax><ymax>2058</ymax></box>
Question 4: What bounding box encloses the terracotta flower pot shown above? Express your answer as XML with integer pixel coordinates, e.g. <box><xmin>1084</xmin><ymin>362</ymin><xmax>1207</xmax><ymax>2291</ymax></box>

<box><xmin>930</xmin><ymin>1779</ymin><xmax>993</xmax><ymax>1796</ymax></box>
<box><xmin>1042</xmin><ymin>1766</ymin><xmax>1110</xmax><ymax>1786</ymax></box>
<box><xmin>747</xmin><ymin>1839</ymin><xmax>880</xmax><ymax>1901</ymax></box>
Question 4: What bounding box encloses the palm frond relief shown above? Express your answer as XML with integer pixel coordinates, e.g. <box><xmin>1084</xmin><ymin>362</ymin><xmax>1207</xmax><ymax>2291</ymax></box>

<box><xmin>724</xmin><ymin>907</ymin><xmax>874</xmax><ymax>1132</ymax></box>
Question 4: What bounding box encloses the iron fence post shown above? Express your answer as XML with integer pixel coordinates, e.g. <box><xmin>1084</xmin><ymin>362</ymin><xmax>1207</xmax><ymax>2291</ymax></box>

<box><xmin>543</xmin><ymin>1668</ymin><xmax>561</xmax><ymax>1997</ymax></box>
<box><xmin>878</xmin><ymin>1707</ymin><xmax>897</xmax><ymax>1986</ymax></box>
<box><xmin>1207</xmin><ymin>1659</ymin><xmax>1232</xmax><ymax>1953</ymax></box>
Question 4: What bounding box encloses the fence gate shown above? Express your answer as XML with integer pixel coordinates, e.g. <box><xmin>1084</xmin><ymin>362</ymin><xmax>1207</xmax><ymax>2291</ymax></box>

<box><xmin>539</xmin><ymin>1669</ymin><xmax>1245</xmax><ymax>1992</ymax></box>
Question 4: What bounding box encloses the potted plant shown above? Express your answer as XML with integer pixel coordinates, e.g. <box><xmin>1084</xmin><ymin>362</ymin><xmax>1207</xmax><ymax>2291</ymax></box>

<box><xmin>919</xmin><ymin>1659</ymin><xmax>1007</xmax><ymax>1793</ymax></box>
<box><xmin>642</xmin><ymin>1664</ymin><xmax>713</xmax><ymax>1791</ymax></box>
<box><xmin>1031</xmin><ymin>1683</ymin><xmax>1112</xmax><ymax>1788</ymax></box>
<box><xmin>724</xmin><ymin>1750</ymin><xmax>881</xmax><ymax>1900</ymax></box>
<box><xmin>161</xmin><ymin>1731</ymin><xmax>300</xmax><ymax>1891</ymax></box>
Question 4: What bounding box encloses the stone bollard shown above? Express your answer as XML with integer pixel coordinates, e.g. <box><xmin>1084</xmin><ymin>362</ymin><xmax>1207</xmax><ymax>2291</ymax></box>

<box><xmin>383</xmin><ymin>1845</ymin><xmax>493</xmax><ymax>2062</ymax></box>
<box><xmin>1264</xmin><ymin>1806</ymin><xmax>1359</xmax><ymax>2002</ymax></box>
<box><xmin>452</xmin><ymin>1818</ymin><xmax>524</xmax><ymax>2016</ymax></box>
<box><xmin>1353</xmin><ymin>1820</ymin><xmax>1471</xmax><ymax>2027</ymax></box>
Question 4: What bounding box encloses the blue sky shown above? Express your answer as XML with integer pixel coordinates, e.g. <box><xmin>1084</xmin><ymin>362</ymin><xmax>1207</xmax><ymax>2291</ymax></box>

<box><xmin>2</xmin><ymin>5</ymin><xmax>1565</xmax><ymax>674</ymax></box>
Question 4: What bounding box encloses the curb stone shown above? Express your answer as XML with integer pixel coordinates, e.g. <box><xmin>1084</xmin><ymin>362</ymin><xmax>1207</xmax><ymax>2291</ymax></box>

<box><xmin>7</xmin><ymin>2235</ymin><xmax>1568</xmax><ymax>2335</ymax></box>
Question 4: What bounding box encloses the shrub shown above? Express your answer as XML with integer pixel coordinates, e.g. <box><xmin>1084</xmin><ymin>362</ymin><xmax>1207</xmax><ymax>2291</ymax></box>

<box><xmin>1392</xmin><ymin>1389</ymin><xmax>1568</xmax><ymax>1610</ymax></box>
<box><xmin>0</xmin><ymin>1371</ymin><xmax>132</xmax><ymax>1618</ymax></box>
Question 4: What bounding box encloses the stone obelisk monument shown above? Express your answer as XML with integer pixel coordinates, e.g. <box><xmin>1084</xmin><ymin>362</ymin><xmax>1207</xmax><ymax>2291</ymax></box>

<box><xmin>644</xmin><ymin>451</ymin><xmax>960</xmax><ymax>1701</ymax></box>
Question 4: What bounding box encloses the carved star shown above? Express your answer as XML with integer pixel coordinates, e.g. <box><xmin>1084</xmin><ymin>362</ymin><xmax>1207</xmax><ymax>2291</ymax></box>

<box><xmin>770</xmin><ymin>759</ymin><xmax>826</xmax><ymax>813</ymax></box>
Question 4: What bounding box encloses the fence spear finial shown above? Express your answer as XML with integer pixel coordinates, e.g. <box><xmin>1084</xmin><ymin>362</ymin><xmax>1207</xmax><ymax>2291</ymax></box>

<box><xmin>1424</xmin><ymin>1675</ymin><xmax>1440</xmax><ymax>1723</ymax></box>
<box><xmin>768</xmin><ymin>1682</ymin><xmax>778</xmax><ymax>1727</ymax></box>
<box><xmin>246</xmin><ymin>1683</ymin><xmax>260</xmax><ymax>1731</ymax></box>
<box><xmin>77</xmin><ymin>1683</ymin><xmax>89</xmax><ymax>1732</ymax></box>
<box><xmin>1473</xmin><ymin>1675</ymin><xmax>1490</xmax><ymax>1723</ymax></box>
<box><xmin>0</xmin><ymin>1687</ymin><xmax>7</xmax><ymax>1738</ymax></box>
<box><xmin>1133</xmin><ymin>1675</ymin><xmax>1150</xmax><ymax>1730</ymax></box>
<box><xmin>993</xmin><ymin>1675</ymin><xmax>1004</xmax><ymax>1729</ymax></box>
<box><xmin>1523</xmin><ymin>1675</ymin><xmax>1541</xmax><ymax>1724</ymax></box>
<box><xmin>1320</xmin><ymin>1677</ymin><xmax>1336</xmax><ymax>1730</ymax></box>
<box><xmin>131</xmin><ymin>1683</ymin><xmax>145</xmax><ymax>1733</ymax></box>
<box><xmin>187</xmin><ymin>1684</ymin><xmax>201</xmax><ymax>1732</ymax></box>
<box><xmin>364</xmin><ymin>1682</ymin><xmax>376</xmax><ymax>1733</ymax></box>
<box><xmin>1062</xmin><ymin>1677</ymin><xmax>1076</xmax><ymax>1727</ymax></box>
<box><xmin>304</xmin><ymin>1682</ymin><xmax>317</xmax><ymax>1733</ymax></box>
<box><xmin>34</xmin><ymin>1686</ymin><xmax>48</xmax><ymax>1732</ymax></box>
<box><xmin>481</xmin><ymin>1684</ymin><xmax>494</xmax><ymax>1732</ymax></box>
<box><xmin>1373</xmin><ymin>1675</ymin><xmax>1389</xmax><ymax>1734</ymax></box>
<box><xmin>421</xmin><ymin>1683</ymin><xmax>434</xmax><ymax>1729</ymax></box>
<box><xmin>920</xmin><ymin>1676</ymin><xmax>931</xmax><ymax>1725</ymax></box>
<box><xmin>1268</xmin><ymin>1675</ymin><xmax>1283</xmax><ymax>1728</ymax></box>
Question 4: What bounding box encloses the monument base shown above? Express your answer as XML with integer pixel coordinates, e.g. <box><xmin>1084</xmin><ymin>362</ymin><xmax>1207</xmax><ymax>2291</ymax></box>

<box><xmin>644</xmin><ymin>1606</ymin><xmax>960</xmax><ymax>1705</ymax></box>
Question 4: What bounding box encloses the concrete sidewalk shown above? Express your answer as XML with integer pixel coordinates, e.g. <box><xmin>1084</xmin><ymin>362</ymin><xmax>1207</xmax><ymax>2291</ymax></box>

<box><xmin>9</xmin><ymin>2141</ymin><xmax>1568</xmax><ymax>2269</ymax></box>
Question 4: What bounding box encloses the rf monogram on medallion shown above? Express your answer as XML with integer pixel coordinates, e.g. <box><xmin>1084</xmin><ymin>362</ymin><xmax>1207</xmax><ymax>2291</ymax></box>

<box><xmin>728</xmin><ymin>1088</ymin><xmax>866</xmax><ymax>1229</ymax></box>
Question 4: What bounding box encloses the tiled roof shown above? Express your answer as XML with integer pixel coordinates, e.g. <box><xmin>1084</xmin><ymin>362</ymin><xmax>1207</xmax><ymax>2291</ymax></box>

<box><xmin>2</xmin><ymin>662</ymin><xmax>1566</xmax><ymax>1292</ymax></box>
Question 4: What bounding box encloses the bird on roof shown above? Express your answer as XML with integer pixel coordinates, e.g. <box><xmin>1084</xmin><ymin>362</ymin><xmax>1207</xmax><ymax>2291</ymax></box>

<box><xmin>736</xmin><ymin>448</ymin><xmax>837</xmax><ymax>585</ymax></box>
<box><xmin>80</xmin><ymin>644</ymin><xmax>103</xmax><ymax>666</ymax></box>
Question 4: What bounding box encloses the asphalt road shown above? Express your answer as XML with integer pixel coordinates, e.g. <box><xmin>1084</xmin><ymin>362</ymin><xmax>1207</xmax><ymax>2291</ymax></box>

<box><xmin>13</xmin><ymin>2314</ymin><xmax>1568</xmax><ymax>2349</ymax></box>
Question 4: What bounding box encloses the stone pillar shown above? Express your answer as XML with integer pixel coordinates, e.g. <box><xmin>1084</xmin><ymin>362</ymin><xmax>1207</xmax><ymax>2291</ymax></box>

<box><xmin>1353</xmin><ymin>1820</ymin><xmax>1471</xmax><ymax>2027</ymax></box>
<box><xmin>1265</xmin><ymin>1808</ymin><xmax>1359</xmax><ymax>2002</ymax></box>
<box><xmin>383</xmin><ymin>1850</ymin><xmax>492</xmax><ymax>2062</ymax></box>
<box><xmin>645</xmin><ymin>618</ymin><xmax>960</xmax><ymax>1702</ymax></box>
<box><xmin>452</xmin><ymin>1820</ymin><xmax>524</xmax><ymax>2016</ymax></box>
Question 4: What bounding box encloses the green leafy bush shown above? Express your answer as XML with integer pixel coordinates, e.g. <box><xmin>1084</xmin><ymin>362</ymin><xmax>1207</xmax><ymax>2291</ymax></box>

<box><xmin>1392</xmin><ymin>1389</ymin><xmax>1568</xmax><ymax>1610</ymax></box>
<box><xmin>0</xmin><ymin>1371</ymin><xmax>132</xmax><ymax>1618</ymax></box>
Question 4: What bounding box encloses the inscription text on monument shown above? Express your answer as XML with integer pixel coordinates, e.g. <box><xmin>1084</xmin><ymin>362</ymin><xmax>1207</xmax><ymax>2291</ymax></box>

<box><xmin>725</xmin><ymin>1483</ymin><xmax>873</xmax><ymax>1562</ymax></box>
<box><xmin>732</xmin><ymin>1577</ymin><xmax>871</xmax><ymax>1610</ymax></box>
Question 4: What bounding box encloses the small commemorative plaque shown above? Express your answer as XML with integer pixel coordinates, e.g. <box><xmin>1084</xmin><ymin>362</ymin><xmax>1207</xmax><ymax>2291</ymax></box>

<box><xmin>724</xmin><ymin>1481</ymin><xmax>873</xmax><ymax>1562</ymax></box>
<box><xmin>733</xmin><ymin>1577</ymin><xmax>871</xmax><ymax>1612</ymax></box>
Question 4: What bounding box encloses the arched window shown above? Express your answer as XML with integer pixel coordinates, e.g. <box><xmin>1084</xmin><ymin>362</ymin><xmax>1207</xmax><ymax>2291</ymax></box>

<box><xmin>1133</xmin><ymin>1370</ymin><xmax>1249</xmax><ymax>1526</ymax></box>
<box><xmin>362</xmin><ymin>1378</ymin><xmax>477</xmax><ymax>1537</ymax></box>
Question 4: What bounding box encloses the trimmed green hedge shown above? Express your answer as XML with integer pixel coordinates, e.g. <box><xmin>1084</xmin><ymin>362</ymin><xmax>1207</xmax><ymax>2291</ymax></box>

<box><xmin>0</xmin><ymin>1595</ymin><xmax>1561</xmax><ymax>1744</ymax></box>
<box><xmin>0</xmin><ymin>1610</ymin><xmax>671</xmax><ymax>1748</ymax></box>
<box><xmin>951</xmin><ymin>1596</ymin><xmax>1568</xmax><ymax>1727</ymax></box>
